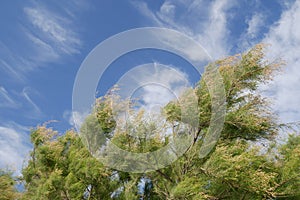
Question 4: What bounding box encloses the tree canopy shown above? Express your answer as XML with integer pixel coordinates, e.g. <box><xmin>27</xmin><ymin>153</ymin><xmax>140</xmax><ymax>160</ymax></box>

<box><xmin>2</xmin><ymin>44</ymin><xmax>299</xmax><ymax>199</ymax></box>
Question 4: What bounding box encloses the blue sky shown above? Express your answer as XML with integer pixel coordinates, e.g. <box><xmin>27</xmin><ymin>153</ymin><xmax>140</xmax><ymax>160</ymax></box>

<box><xmin>1</xmin><ymin>0</ymin><xmax>300</xmax><ymax>173</ymax></box>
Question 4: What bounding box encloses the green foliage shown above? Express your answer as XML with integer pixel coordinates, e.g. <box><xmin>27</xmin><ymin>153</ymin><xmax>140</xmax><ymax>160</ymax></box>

<box><xmin>209</xmin><ymin>44</ymin><xmax>280</xmax><ymax>140</ymax></box>
<box><xmin>96</xmin><ymin>101</ymin><xmax>116</xmax><ymax>134</ymax></box>
<box><xmin>0</xmin><ymin>170</ymin><xmax>18</xmax><ymax>200</ymax></box>
<box><xmin>8</xmin><ymin>44</ymin><xmax>299</xmax><ymax>200</ymax></box>
<box><xmin>80</xmin><ymin>113</ymin><xmax>107</xmax><ymax>155</ymax></box>
<box><xmin>111</xmin><ymin>109</ymin><xmax>165</xmax><ymax>153</ymax></box>
<box><xmin>274</xmin><ymin>135</ymin><xmax>300</xmax><ymax>199</ymax></box>
<box><xmin>21</xmin><ymin>127</ymin><xmax>118</xmax><ymax>200</ymax></box>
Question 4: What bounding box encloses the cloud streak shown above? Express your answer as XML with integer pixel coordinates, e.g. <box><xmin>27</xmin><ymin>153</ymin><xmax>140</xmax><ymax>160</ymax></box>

<box><xmin>22</xmin><ymin>87</ymin><xmax>42</xmax><ymax>115</ymax></box>
<box><xmin>133</xmin><ymin>0</ymin><xmax>236</xmax><ymax>59</ymax></box>
<box><xmin>24</xmin><ymin>5</ymin><xmax>81</xmax><ymax>55</ymax></box>
<box><xmin>0</xmin><ymin>86</ymin><xmax>43</xmax><ymax>122</ymax></box>
<box><xmin>0</xmin><ymin>1</ymin><xmax>84</xmax><ymax>82</ymax></box>
<box><xmin>0</xmin><ymin>86</ymin><xmax>17</xmax><ymax>108</ymax></box>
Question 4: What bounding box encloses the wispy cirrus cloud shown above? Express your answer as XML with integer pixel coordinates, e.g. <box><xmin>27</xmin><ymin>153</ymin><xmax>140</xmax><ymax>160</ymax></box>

<box><xmin>24</xmin><ymin>5</ymin><xmax>81</xmax><ymax>55</ymax></box>
<box><xmin>0</xmin><ymin>86</ymin><xmax>18</xmax><ymax>108</ymax></box>
<box><xmin>0</xmin><ymin>86</ymin><xmax>43</xmax><ymax>121</ymax></box>
<box><xmin>21</xmin><ymin>87</ymin><xmax>43</xmax><ymax>117</ymax></box>
<box><xmin>132</xmin><ymin>0</ymin><xmax>236</xmax><ymax>59</ymax></box>
<box><xmin>0</xmin><ymin>1</ymin><xmax>84</xmax><ymax>81</ymax></box>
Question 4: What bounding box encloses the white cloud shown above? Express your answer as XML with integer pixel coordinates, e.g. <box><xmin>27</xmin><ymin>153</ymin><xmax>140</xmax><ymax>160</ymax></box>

<box><xmin>24</xmin><ymin>5</ymin><xmax>81</xmax><ymax>55</ymax></box>
<box><xmin>0</xmin><ymin>42</ymin><xmax>28</xmax><ymax>81</ymax></box>
<box><xmin>25</xmin><ymin>31</ymin><xmax>60</xmax><ymax>62</ymax></box>
<box><xmin>0</xmin><ymin>86</ymin><xmax>18</xmax><ymax>108</ymax></box>
<box><xmin>237</xmin><ymin>12</ymin><xmax>266</xmax><ymax>50</ymax></box>
<box><xmin>160</xmin><ymin>1</ymin><xmax>176</xmax><ymax>19</ymax></box>
<box><xmin>0</xmin><ymin>125</ymin><xmax>31</xmax><ymax>175</ymax></box>
<box><xmin>116</xmin><ymin>63</ymin><xmax>191</xmax><ymax>114</ymax></box>
<box><xmin>246</xmin><ymin>13</ymin><xmax>265</xmax><ymax>39</ymax></box>
<box><xmin>262</xmin><ymin>0</ymin><xmax>300</xmax><ymax>123</ymax></box>
<box><xmin>0</xmin><ymin>86</ymin><xmax>44</xmax><ymax>120</ymax></box>
<box><xmin>63</xmin><ymin>110</ymin><xmax>88</xmax><ymax>129</ymax></box>
<box><xmin>0</xmin><ymin>60</ymin><xmax>25</xmax><ymax>82</ymax></box>
<box><xmin>133</xmin><ymin>0</ymin><xmax>236</xmax><ymax>59</ymax></box>
<box><xmin>1</xmin><ymin>2</ymin><xmax>83</xmax><ymax>81</ymax></box>
<box><xmin>22</xmin><ymin>87</ymin><xmax>42</xmax><ymax>115</ymax></box>
<box><xmin>196</xmin><ymin>0</ymin><xmax>235</xmax><ymax>58</ymax></box>
<box><xmin>132</xmin><ymin>1</ymin><xmax>165</xmax><ymax>27</ymax></box>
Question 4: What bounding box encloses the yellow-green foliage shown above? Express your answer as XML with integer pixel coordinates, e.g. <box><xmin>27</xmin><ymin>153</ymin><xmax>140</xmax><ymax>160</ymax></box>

<box><xmin>11</xmin><ymin>44</ymin><xmax>299</xmax><ymax>200</ymax></box>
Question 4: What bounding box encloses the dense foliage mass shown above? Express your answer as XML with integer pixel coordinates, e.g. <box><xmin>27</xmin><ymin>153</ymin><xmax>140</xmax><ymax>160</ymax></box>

<box><xmin>0</xmin><ymin>170</ymin><xmax>19</xmax><ymax>200</ymax></box>
<box><xmin>1</xmin><ymin>44</ymin><xmax>299</xmax><ymax>199</ymax></box>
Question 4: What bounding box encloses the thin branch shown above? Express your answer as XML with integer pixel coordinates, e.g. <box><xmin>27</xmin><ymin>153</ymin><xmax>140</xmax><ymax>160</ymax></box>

<box><xmin>156</xmin><ymin>169</ymin><xmax>174</xmax><ymax>183</ymax></box>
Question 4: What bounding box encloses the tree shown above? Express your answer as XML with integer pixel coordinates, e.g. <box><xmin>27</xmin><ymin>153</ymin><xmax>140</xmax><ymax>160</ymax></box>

<box><xmin>0</xmin><ymin>170</ymin><xmax>18</xmax><ymax>200</ymax></box>
<box><xmin>20</xmin><ymin>44</ymin><xmax>299</xmax><ymax>199</ymax></box>
<box><xmin>273</xmin><ymin>134</ymin><xmax>300</xmax><ymax>199</ymax></box>
<box><xmin>141</xmin><ymin>44</ymin><xmax>288</xmax><ymax>199</ymax></box>
<box><xmin>21</xmin><ymin>126</ymin><xmax>118</xmax><ymax>200</ymax></box>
